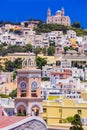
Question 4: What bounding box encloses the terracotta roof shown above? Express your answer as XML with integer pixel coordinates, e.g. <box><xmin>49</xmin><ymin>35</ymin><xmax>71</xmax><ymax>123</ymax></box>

<box><xmin>51</xmin><ymin>71</ymin><xmax>71</xmax><ymax>75</ymax></box>
<box><xmin>0</xmin><ymin>116</ymin><xmax>26</xmax><ymax>129</ymax></box>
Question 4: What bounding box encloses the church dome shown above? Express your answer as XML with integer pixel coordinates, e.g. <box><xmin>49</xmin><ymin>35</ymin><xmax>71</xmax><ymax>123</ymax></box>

<box><xmin>56</xmin><ymin>10</ymin><xmax>62</xmax><ymax>16</ymax></box>
<box><xmin>56</xmin><ymin>10</ymin><xmax>61</xmax><ymax>13</ymax></box>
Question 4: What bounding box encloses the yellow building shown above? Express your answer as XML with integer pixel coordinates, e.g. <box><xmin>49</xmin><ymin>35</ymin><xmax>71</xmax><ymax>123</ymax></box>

<box><xmin>0</xmin><ymin>53</ymin><xmax>35</xmax><ymax>67</ymax></box>
<box><xmin>42</xmin><ymin>99</ymin><xmax>87</xmax><ymax>126</ymax></box>
<box><xmin>69</xmin><ymin>38</ymin><xmax>77</xmax><ymax>49</ymax></box>
<box><xmin>8</xmin><ymin>52</ymin><xmax>35</xmax><ymax>62</ymax></box>
<box><xmin>38</xmin><ymin>54</ymin><xmax>56</xmax><ymax>65</ymax></box>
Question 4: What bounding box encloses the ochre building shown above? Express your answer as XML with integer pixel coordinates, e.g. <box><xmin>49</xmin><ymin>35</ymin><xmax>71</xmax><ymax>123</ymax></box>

<box><xmin>42</xmin><ymin>99</ymin><xmax>87</xmax><ymax>126</ymax></box>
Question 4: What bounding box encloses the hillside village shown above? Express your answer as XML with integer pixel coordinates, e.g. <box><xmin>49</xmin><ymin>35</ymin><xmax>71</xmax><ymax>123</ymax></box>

<box><xmin>0</xmin><ymin>7</ymin><xmax>87</xmax><ymax>130</ymax></box>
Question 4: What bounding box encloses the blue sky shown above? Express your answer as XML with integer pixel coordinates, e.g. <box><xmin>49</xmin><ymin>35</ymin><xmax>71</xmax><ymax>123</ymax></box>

<box><xmin>0</xmin><ymin>0</ymin><xmax>87</xmax><ymax>28</ymax></box>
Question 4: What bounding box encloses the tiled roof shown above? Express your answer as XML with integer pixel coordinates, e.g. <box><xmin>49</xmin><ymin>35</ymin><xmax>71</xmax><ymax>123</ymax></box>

<box><xmin>0</xmin><ymin>116</ymin><xmax>26</xmax><ymax>129</ymax></box>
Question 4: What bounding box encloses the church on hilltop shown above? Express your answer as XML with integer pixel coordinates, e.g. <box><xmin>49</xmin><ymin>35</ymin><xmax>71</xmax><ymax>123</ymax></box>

<box><xmin>46</xmin><ymin>7</ymin><xmax>71</xmax><ymax>26</ymax></box>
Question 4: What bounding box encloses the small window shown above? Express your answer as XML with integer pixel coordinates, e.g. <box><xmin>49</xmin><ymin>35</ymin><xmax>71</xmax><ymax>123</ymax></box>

<box><xmin>43</xmin><ymin>108</ymin><xmax>47</xmax><ymax>113</ymax></box>
<box><xmin>21</xmin><ymin>93</ymin><xmax>26</xmax><ymax>97</ymax></box>
<box><xmin>21</xmin><ymin>90</ymin><xmax>27</xmax><ymax>97</ymax></box>
<box><xmin>31</xmin><ymin>90</ymin><xmax>37</xmax><ymax>97</ymax></box>
<box><xmin>59</xmin><ymin>109</ymin><xmax>62</xmax><ymax>113</ymax></box>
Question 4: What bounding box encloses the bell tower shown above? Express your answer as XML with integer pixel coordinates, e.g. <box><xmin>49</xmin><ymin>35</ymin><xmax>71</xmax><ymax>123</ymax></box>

<box><xmin>47</xmin><ymin>8</ymin><xmax>51</xmax><ymax>17</ymax></box>
<box><xmin>15</xmin><ymin>56</ymin><xmax>43</xmax><ymax>117</ymax></box>
<box><xmin>61</xmin><ymin>7</ymin><xmax>64</xmax><ymax>16</ymax></box>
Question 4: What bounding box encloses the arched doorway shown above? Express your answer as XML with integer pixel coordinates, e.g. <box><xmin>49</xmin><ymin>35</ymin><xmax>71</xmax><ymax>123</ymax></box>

<box><xmin>31</xmin><ymin>106</ymin><xmax>40</xmax><ymax>116</ymax></box>
<box><xmin>29</xmin><ymin>102</ymin><xmax>43</xmax><ymax>117</ymax></box>
<box><xmin>15</xmin><ymin>102</ymin><xmax>29</xmax><ymax>116</ymax></box>
<box><xmin>18</xmin><ymin>105</ymin><xmax>26</xmax><ymax>116</ymax></box>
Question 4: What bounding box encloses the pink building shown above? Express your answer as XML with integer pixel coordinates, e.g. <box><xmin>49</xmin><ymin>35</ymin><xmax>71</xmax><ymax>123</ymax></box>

<box><xmin>51</xmin><ymin>69</ymin><xmax>72</xmax><ymax>79</ymax></box>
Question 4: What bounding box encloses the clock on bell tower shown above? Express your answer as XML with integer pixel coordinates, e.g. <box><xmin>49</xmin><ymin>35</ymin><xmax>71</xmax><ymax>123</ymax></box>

<box><xmin>15</xmin><ymin>57</ymin><xmax>43</xmax><ymax>117</ymax></box>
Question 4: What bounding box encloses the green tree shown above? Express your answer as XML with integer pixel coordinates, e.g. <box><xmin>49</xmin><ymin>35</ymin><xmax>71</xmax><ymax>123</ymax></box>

<box><xmin>9</xmin><ymin>89</ymin><xmax>17</xmax><ymax>98</ymax></box>
<box><xmin>0</xmin><ymin>44</ymin><xmax>8</xmax><ymax>56</ymax></box>
<box><xmin>0</xmin><ymin>94</ymin><xmax>9</xmax><ymax>98</ymax></box>
<box><xmin>34</xmin><ymin>23</ymin><xmax>69</xmax><ymax>34</ymax></box>
<box><xmin>14</xmin><ymin>58</ymin><xmax>22</xmax><ymax>69</ymax></box>
<box><xmin>4</xmin><ymin>58</ymin><xmax>22</xmax><ymax>72</ymax></box>
<box><xmin>72</xmin><ymin>22</ymin><xmax>81</xmax><ymax>28</ymax></box>
<box><xmin>66</xmin><ymin>116</ymin><xmax>74</xmax><ymax>123</ymax></box>
<box><xmin>42</xmin><ymin>47</ymin><xmax>47</xmax><ymax>55</ymax></box>
<box><xmin>0</xmin><ymin>44</ymin><xmax>4</xmax><ymax>50</ymax></box>
<box><xmin>0</xmin><ymin>65</ymin><xmax>3</xmax><ymax>71</ymax></box>
<box><xmin>70</xmin><ymin>114</ymin><xmax>83</xmax><ymax>130</ymax></box>
<box><xmin>13</xmin><ymin>71</ymin><xmax>17</xmax><ymax>80</ymax></box>
<box><xmin>35</xmin><ymin>56</ymin><xmax>47</xmax><ymax>70</ymax></box>
<box><xmin>7</xmin><ymin>45</ymin><xmax>25</xmax><ymax>53</ymax></box>
<box><xmin>5</xmin><ymin>60</ymin><xmax>14</xmax><ymax>72</ymax></box>
<box><xmin>47</xmin><ymin>46</ymin><xmax>55</xmax><ymax>56</ymax></box>
<box><xmin>25</xmin><ymin>44</ymin><xmax>32</xmax><ymax>52</ymax></box>
<box><xmin>34</xmin><ymin>47</ymin><xmax>41</xmax><ymax>56</ymax></box>
<box><xmin>64</xmin><ymin>46</ymin><xmax>69</xmax><ymax>53</ymax></box>
<box><xmin>34</xmin><ymin>22</ymin><xmax>87</xmax><ymax>36</ymax></box>
<box><xmin>63</xmin><ymin>116</ymin><xmax>74</xmax><ymax>123</ymax></box>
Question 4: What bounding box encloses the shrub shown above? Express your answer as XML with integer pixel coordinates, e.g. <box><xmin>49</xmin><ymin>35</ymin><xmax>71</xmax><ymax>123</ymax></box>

<box><xmin>41</xmin><ymin>77</ymin><xmax>50</xmax><ymax>81</ymax></box>
<box><xmin>0</xmin><ymin>94</ymin><xmax>9</xmax><ymax>98</ymax></box>
<box><xmin>17</xmin><ymin>113</ymin><xmax>25</xmax><ymax>116</ymax></box>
